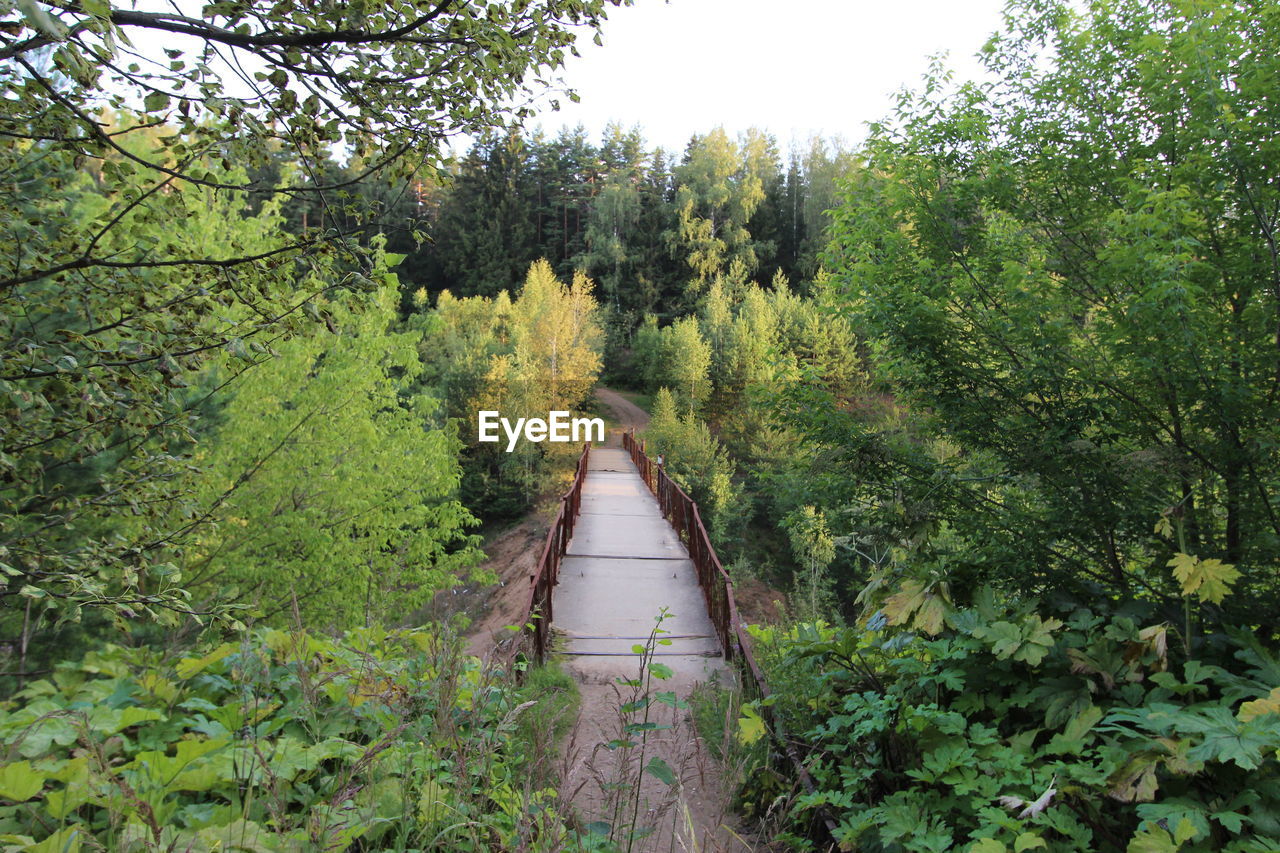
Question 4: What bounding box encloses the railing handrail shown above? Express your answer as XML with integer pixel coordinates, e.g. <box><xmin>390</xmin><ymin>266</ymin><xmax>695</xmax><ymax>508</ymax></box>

<box><xmin>622</xmin><ymin>429</ymin><xmax>839</xmax><ymax>846</ymax></box>
<box><xmin>517</xmin><ymin>443</ymin><xmax>591</xmax><ymax>665</ymax></box>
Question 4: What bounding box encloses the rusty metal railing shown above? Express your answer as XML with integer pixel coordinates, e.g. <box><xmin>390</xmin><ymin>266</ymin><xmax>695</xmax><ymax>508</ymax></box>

<box><xmin>624</xmin><ymin>429</ymin><xmax>738</xmax><ymax>659</ymax></box>
<box><xmin>622</xmin><ymin>429</ymin><xmax>839</xmax><ymax>847</ymax></box>
<box><xmin>518</xmin><ymin>443</ymin><xmax>590</xmax><ymax>665</ymax></box>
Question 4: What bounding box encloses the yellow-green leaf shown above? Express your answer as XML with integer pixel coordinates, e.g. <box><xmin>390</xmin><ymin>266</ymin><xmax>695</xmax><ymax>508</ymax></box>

<box><xmin>882</xmin><ymin>579</ymin><xmax>949</xmax><ymax>636</ymax></box>
<box><xmin>1127</xmin><ymin>825</ymin><xmax>1179</xmax><ymax>853</ymax></box>
<box><xmin>1168</xmin><ymin>553</ymin><xmax>1240</xmax><ymax>604</ymax></box>
<box><xmin>968</xmin><ymin>840</ymin><xmax>1006</xmax><ymax>853</ymax></box>
<box><xmin>737</xmin><ymin>704</ymin><xmax>766</xmax><ymax>745</ymax></box>
<box><xmin>0</xmin><ymin>760</ymin><xmax>45</xmax><ymax>802</ymax></box>
<box><xmin>175</xmin><ymin>642</ymin><xmax>236</xmax><ymax>679</ymax></box>
<box><xmin>29</xmin><ymin>827</ymin><xmax>82</xmax><ymax>853</ymax></box>
<box><xmin>1109</xmin><ymin>755</ymin><xmax>1159</xmax><ymax>803</ymax></box>
<box><xmin>883</xmin><ymin>579</ymin><xmax>928</xmax><ymax>626</ymax></box>
<box><xmin>417</xmin><ymin>778</ymin><xmax>452</xmax><ymax>826</ymax></box>
<box><xmin>1015</xmin><ymin>834</ymin><xmax>1048</xmax><ymax>852</ymax></box>
<box><xmin>1239</xmin><ymin>687</ymin><xmax>1280</xmax><ymax>722</ymax></box>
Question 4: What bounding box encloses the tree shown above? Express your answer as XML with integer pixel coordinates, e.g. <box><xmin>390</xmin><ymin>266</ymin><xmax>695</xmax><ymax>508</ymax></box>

<box><xmin>508</xmin><ymin>259</ymin><xmax>603</xmax><ymax>408</ymax></box>
<box><xmin>669</xmin><ymin>128</ymin><xmax>765</xmax><ymax>293</ymax></box>
<box><xmin>632</xmin><ymin>147</ymin><xmax>682</xmax><ymax>310</ymax></box>
<box><xmin>646</xmin><ymin>387</ymin><xmax>742</xmax><ymax>547</ymax></box>
<box><xmin>660</xmin><ymin>315</ymin><xmax>712</xmax><ymax>414</ymax></box>
<box><xmin>530</xmin><ymin>126</ymin><xmax>598</xmax><ymax>278</ymax></box>
<box><xmin>0</xmin><ymin>147</ymin><xmax>321</xmax><ymax>627</ymax></box>
<box><xmin>183</xmin><ymin>284</ymin><xmax>480</xmax><ymax>629</ymax></box>
<box><xmin>581</xmin><ymin>170</ymin><xmax>642</xmax><ymax>309</ymax></box>
<box><xmin>798</xmin><ymin>136</ymin><xmax>858</xmax><ymax>280</ymax></box>
<box><xmin>410</xmin><ymin>260</ymin><xmax>603</xmax><ymax>518</ymax></box>
<box><xmin>823</xmin><ymin>0</ymin><xmax>1280</xmax><ymax>620</ymax></box>
<box><xmin>0</xmin><ymin>0</ymin><xmax>624</xmax><ymax>623</ymax></box>
<box><xmin>739</xmin><ymin>128</ymin><xmax>784</xmax><ymax>278</ymax></box>
<box><xmin>630</xmin><ymin>313</ymin><xmax>665</xmax><ymax>390</ymax></box>
<box><xmin>784</xmin><ymin>505</ymin><xmax>836</xmax><ymax>622</ymax></box>
<box><xmin>432</xmin><ymin>131</ymin><xmax>538</xmax><ymax>296</ymax></box>
<box><xmin>776</xmin><ymin>149</ymin><xmax>807</xmax><ymax>282</ymax></box>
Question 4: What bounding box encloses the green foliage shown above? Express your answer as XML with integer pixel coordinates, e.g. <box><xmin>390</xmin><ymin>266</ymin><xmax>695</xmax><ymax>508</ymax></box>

<box><xmin>0</xmin><ymin>138</ymin><xmax>326</xmax><ymax>625</ymax></box>
<box><xmin>408</xmin><ymin>260</ymin><xmax>604</xmax><ymax>519</ymax></box>
<box><xmin>644</xmin><ymin>392</ymin><xmax>743</xmax><ymax>546</ymax></box>
<box><xmin>3</xmin><ymin>0</ymin><xmax>622</xmax><ymax>208</ymax></box>
<box><xmin>784</xmin><ymin>506</ymin><xmax>837</xmax><ymax>623</ymax></box>
<box><xmin>822</xmin><ymin>0</ymin><xmax>1280</xmax><ymax>618</ymax></box>
<box><xmin>0</xmin><ymin>627</ymin><xmax>591</xmax><ymax>850</ymax></box>
<box><xmin>745</xmin><ymin>599</ymin><xmax>1280</xmax><ymax>852</ymax></box>
<box><xmin>669</xmin><ymin>128</ymin><xmax>767</xmax><ymax>292</ymax></box>
<box><xmin>625</xmin><ymin>272</ymin><xmax>861</xmax><ymax>589</ymax></box>
<box><xmin>628</xmin><ymin>314</ymin><xmax>666</xmax><ymax>391</ymax></box>
<box><xmin>1</xmin><ymin>0</ymin><xmax>625</xmax><ymax>627</ymax></box>
<box><xmin>414</xmin><ymin>125</ymin><xmax>858</xmax><ymax>315</ymax></box>
<box><xmin>182</xmin><ymin>279</ymin><xmax>482</xmax><ymax>629</ymax></box>
<box><xmin>657</xmin><ymin>316</ymin><xmax>712</xmax><ymax>414</ymax></box>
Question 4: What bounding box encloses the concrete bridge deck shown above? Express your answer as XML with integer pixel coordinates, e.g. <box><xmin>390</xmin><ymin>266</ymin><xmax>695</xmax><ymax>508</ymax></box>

<box><xmin>553</xmin><ymin>447</ymin><xmax>724</xmax><ymax>667</ymax></box>
<box><xmin>553</xmin><ymin>445</ymin><xmax>743</xmax><ymax>851</ymax></box>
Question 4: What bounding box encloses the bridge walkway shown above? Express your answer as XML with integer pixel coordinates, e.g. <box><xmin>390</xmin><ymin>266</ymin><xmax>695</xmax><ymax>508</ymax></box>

<box><xmin>555</xmin><ymin>446</ymin><xmax>723</xmax><ymax>664</ymax></box>
<box><xmin>552</xmin><ymin>445</ymin><xmax>744</xmax><ymax>852</ymax></box>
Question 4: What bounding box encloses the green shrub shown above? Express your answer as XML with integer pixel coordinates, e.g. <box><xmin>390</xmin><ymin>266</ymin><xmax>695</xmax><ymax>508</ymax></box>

<box><xmin>743</xmin><ymin>596</ymin><xmax>1280</xmax><ymax>852</ymax></box>
<box><xmin>0</xmin><ymin>626</ymin><xmax>594</xmax><ymax>851</ymax></box>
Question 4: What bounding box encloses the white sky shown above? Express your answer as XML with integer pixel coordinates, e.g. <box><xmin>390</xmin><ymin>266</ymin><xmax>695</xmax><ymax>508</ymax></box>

<box><xmin>526</xmin><ymin>0</ymin><xmax>1010</xmax><ymax>154</ymax></box>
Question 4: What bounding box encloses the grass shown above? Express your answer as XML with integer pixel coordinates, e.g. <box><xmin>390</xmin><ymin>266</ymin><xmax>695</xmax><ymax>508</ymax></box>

<box><xmin>613</xmin><ymin>389</ymin><xmax>652</xmax><ymax>415</ymax></box>
<box><xmin>513</xmin><ymin>662</ymin><xmax>582</xmax><ymax>789</ymax></box>
<box><xmin>688</xmin><ymin>677</ymin><xmax>748</xmax><ymax>765</ymax></box>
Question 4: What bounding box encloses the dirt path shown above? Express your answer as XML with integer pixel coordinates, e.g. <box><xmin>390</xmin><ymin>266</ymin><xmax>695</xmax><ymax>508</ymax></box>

<box><xmin>596</xmin><ymin>387</ymin><xmax>650</xmax><ymax>444</ymax></box>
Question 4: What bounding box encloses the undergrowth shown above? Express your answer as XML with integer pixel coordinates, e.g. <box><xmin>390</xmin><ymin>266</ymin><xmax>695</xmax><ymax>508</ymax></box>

<box><xmin>0</xmin><ymin>624</ymin><xmax>596</xmax><ymax>851</ymax></box>
<box><xmin>738</xmin><ymin>592</ymin><xmax>1280</xmax><ymax>852</ymax></box>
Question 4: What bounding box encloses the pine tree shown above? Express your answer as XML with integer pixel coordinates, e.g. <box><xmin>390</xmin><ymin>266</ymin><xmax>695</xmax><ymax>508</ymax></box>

<box><xmin>432</xmin><ymin>132</ymin><xmax>537</xmax><ymax>296</ymax></box>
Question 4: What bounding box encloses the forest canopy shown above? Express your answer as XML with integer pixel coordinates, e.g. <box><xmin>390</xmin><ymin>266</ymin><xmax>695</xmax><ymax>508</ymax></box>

<box><xmin>3</xmin><ymin>0</ymin><xmax>1280</xmax><ymax>850</ymax></box>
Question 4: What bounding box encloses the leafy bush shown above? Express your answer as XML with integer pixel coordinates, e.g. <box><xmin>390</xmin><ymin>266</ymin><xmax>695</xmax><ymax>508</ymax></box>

<box><xmin>0</xmin><ymin>627</ymin><xmax>590</xmax><ymax>851</ymax></box>
<box><xmin>743</xmin><ymin>595</ymin><xmax>1280</xmax><ymax>852</ymax></box>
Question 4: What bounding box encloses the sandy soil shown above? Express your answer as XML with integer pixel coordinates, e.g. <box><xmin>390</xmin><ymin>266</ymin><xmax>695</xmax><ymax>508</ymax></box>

<box><xmin>732</xmin><ymin>577</ymin><xmax>789</xmax><ymax>626</ymax></box>
<box><xmin>462</xmin><ymin>518</ymin><xmax>546</xmax><ymax>659</ymax></box>
<box><xmin>559</xmin><ymin>657</ymin><xmax>758</xmax><ymax>852</ymax></box>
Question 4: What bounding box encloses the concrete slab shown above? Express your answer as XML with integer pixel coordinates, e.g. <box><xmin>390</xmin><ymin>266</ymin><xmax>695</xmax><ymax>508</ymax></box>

<box><xmin>578</xmin><ymin>494</ymin><xmax>662</xmax><ymax>517</ymax></box>
<box><xmin>555</xmin><ymin>556</ymin><xmax>710</xmax><ymax>643</ymax></box>
<box><xmin>566</xmin><ymin>520</ymin><xmax>684</xmax><ymax>558</ymax></box>
<box><xmin>552</xmin><ymin>447</ymin><xmax>723</xmax><ymax>668</ymax></box>
<box><xmin>555</xmin><ymin>416</ymin><xmax>751</xmax><ymax>852</ymax></box>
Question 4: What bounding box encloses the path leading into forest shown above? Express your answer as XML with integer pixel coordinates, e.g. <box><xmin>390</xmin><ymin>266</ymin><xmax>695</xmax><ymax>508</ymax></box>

<box><xmin>554</xmin><ymin>393</ymin><xmax>752</xmax><ymax>851</ymax></box>
<box><xmin>595</xmin><ymin>386</ymin><xmax>651</xmax><ymax>432</ymax></box>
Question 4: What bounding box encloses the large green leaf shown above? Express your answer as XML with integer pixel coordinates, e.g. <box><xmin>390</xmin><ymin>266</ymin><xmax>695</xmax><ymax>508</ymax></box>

<box><xmin>0</xmin><ymin>761</ymin><xmax>45</xmax><ymax>803</ymax></box>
